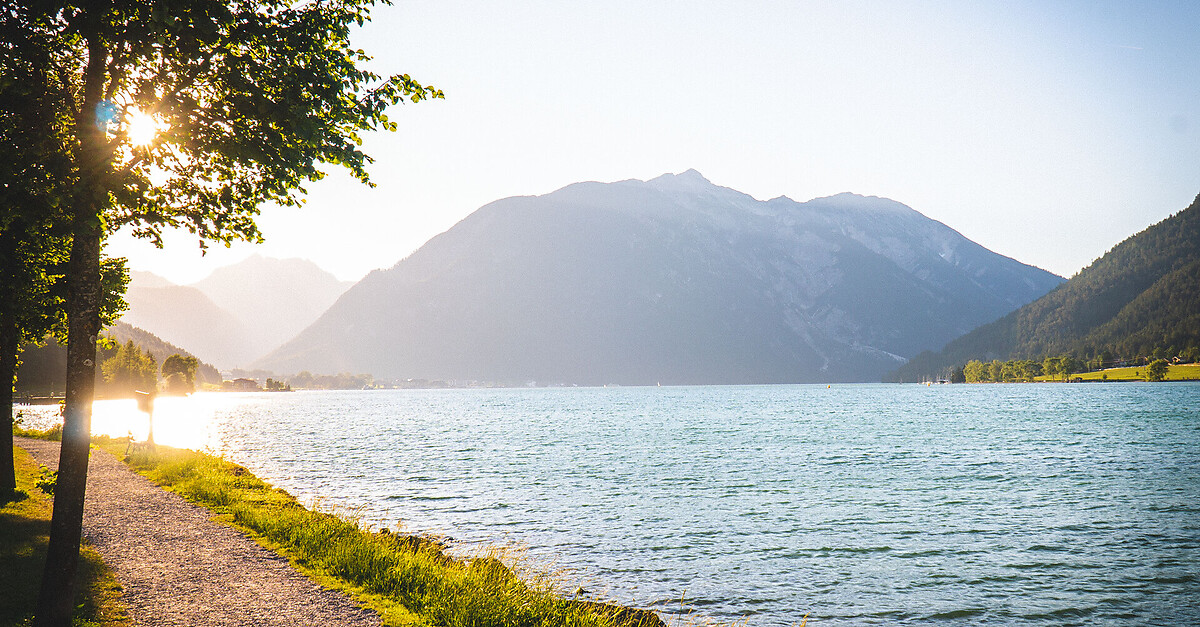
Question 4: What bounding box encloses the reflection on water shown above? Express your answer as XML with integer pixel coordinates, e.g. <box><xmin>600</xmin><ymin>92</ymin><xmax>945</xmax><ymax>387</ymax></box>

<box><xmin>14</xmin><ymin>392</ymin><xmax>246</xmax><ymax>451</ymax></box>
<box><xmin>12</xmin><ymin>385</ymin><xmax>1200</xmax><ymax>626</ymax></box>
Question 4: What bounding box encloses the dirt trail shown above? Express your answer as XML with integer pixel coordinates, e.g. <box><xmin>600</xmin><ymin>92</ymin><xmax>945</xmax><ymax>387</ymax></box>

<box><xmin>17</xmin><ymin>437</ymin><xmax>382</xmax><ymax>627</ymax></box>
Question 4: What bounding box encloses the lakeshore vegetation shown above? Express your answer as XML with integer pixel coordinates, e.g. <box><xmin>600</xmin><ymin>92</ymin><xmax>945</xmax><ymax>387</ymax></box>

<box><xmin>112</xmin><ymin>442</ymin><xmax>661</xmax><ymax>627</ymax></box>
<box><xmin>892</xmin><ymin>193</ymin><xmax>1200</xmax><ymax>383</ymax></box>
<box><xmin>6</xmin><ymin>428</ymin><xmax>663</xmax><ymax>627</ymax></box>
<box><xmin>955</xmin><ymin>356</ymin><xmax>1200</xmax><ymax>383</ymax></box>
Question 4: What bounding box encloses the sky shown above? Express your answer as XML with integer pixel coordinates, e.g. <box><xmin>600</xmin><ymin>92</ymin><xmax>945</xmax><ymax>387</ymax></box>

<box><xmin>107</xmin><ymin>0</ymin><xmax>1200</xmax><ymax>284</ymax></box>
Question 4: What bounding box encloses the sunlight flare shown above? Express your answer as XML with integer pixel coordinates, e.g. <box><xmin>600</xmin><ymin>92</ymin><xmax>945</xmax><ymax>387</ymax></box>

<box><xmin>124</xmin><ymin>108</ymin><xmax>164</xmax><ymax>147</ymax></box>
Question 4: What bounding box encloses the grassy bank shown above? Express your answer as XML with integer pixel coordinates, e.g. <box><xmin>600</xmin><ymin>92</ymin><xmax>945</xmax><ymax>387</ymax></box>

<box><xmin>101</xmin><ymin>441</ymin><xmax>662</xmax><ymax>627</ymax></box>
<box><xmin>1033</xmin><ymin>363</ymin><xmax>1200</xmax><ymax>382</ymax></box>
<box><xmin>0</xmin><ymin>445</ymin><xmax>130</xmax><ymax>627</ymax></box>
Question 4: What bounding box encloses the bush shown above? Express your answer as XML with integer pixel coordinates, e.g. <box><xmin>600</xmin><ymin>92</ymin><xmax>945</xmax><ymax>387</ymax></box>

<box><xmin>35</xmin><ymin>466</ymin><xmax>57</xmax><ymax>496</ymax></box>
<box><xmin>1146</xmin><ymin>359</ymin><xmax>1169</xmax><ymax>381</ymax></box>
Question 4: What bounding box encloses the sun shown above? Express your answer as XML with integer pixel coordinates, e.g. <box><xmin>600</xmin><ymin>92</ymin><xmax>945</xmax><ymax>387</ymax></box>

<box><xmin>125</xmin><ymin>109</ymin><xmax>163</xmax><ymax>147</ymax></box>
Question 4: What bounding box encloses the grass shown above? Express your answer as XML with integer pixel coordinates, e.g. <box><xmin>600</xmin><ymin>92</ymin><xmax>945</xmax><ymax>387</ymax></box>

<box><xmin>13</xmin><ymin>419</ymin><xmax>62</xmax><ymax>441</ymax></box>
<box><xmin>1034</xmin><ymin>363</ymin><xmax>1200</xmax><ymax>382</ymax></box>
<box><xmin>103</xmin><ymin>442</ymin><xmax>664</xmax><ymax>627</ymax></box>
<box><xmin>1</xmin><ymin>444</ymin><xmax>131</xmax><ymax>627</ymax></box>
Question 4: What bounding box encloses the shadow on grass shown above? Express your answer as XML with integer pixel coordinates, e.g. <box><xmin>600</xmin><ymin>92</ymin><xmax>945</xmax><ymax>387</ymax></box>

<box><xmin>1</xmin><ymin>447</ymin><xmax>129</xmax><ymax>627</ymax></box>
<box><xmin>0</xmin><ymin>505</ymin><xmax>52</xmax><ymax>624</ymax></box>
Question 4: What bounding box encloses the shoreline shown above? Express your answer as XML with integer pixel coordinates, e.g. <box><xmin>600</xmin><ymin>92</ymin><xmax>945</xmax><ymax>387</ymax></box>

<box><xmin>13</xmin><ymin>432</ymin><xmax>666</xmax><ymax>627</ymax></box>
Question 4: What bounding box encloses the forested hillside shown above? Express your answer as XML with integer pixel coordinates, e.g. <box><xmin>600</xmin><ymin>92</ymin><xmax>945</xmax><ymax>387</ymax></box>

<box><xmin>15</xmin><ymin>321</ymin><xmax>220</xmax><ymax>396</ymax></box>
<box><xmin>106</xmin><ymin>322</ymin><xmax>221</xmax><ymax>383</ymax></box>
<box><xmin>892</xmin><ymin>193</ymin><xmax>1200</xmax><ymax>381</ymax></box>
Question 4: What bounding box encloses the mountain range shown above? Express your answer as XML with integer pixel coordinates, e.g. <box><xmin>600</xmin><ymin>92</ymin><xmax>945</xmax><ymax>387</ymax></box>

<box><xmin>891</xmin><ymin>193</ymin><xmax>1200</xmax><ymax>381</ymax></box>
<box><xmin>120</xmin><ymin>255</ymin><xmax>352</xmax><ymax>369</ymax></box>
<box><xmin>254</xmin><ymin>171</ymin><xmax>1063</xmax><ymax>384</ymax></box>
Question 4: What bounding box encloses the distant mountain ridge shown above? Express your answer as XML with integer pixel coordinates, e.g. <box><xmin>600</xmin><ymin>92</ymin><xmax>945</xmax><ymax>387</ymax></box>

<box><xmin>892</xmin><ymin>193</ymin><xmax>1200</xmax><ymax>381</ymax></box>
<box><xmin>121</xmin><ymin>283</ymin><xmax>254</xmax><ymax>368</ymax></box>
<box><xmin>118</xmin><ymin>256</ymin><xmax>352</xmax><ymax>369</ymax></box>
<box><xmin>106</xmin><ymin>321</ymin><xmax>221</xmax><ymax>384</ymax></box>
<box><xmin>256</xmin><ymin>171</ymin><xmax>1062</xmax><ymax>384</ymax></box>
<box><xmin>192</xmin><ymin>255</ymin><xmax>353</xmax><ymax>362</ymax></box>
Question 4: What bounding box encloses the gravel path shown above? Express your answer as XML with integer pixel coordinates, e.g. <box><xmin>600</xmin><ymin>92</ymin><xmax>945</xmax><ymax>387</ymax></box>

<box><xmin>17</xmin><ymin>437</ymin><xmax>383</xmax><ymax>627</ymax></box>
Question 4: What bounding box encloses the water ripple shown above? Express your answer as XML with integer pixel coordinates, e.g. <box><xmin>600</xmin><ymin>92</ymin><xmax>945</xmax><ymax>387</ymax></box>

<box><xmin>20</xmin><ymin>382</ymin><xmax>1200</xmax><ymax>626</ymax></box>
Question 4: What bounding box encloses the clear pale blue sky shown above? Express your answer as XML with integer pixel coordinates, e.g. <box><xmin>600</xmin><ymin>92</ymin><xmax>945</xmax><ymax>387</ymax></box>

<box><xmin>110</xmin><ymin>0</ymin><xmax>1200</xmax><ymax>284</ymax></box>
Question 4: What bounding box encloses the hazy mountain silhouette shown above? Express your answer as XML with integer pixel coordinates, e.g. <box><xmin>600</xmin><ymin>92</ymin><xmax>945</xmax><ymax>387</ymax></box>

<box><xmin>891</xmin><ymin>192</ymin><xmax>1200</xmax><ymax>381</ymax></box>
<box><xmin>118</xmin><ymin>257</ymin><xmax>351</xmax><ymax>369</ymax></box>
<box><xmin>127</xmin><ymin>270</ymin><xmax>174</xmax><ymax>289</ymax></box>
<box><xmin>256</xmin><ymin>171</ymin><xmax>1062</xmax><ymax>384</ymax></box>
<box><xmin>120</xmin><ymin>282</ymin><xmax>254</xmax><ymax>369</ymax></box>
<box><xmin>191</xmin><ymin>254</ymin><xmax>353</xmax><ymax>361</ymax></box>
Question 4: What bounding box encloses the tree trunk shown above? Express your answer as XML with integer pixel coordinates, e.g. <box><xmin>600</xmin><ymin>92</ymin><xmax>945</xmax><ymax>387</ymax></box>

<box><xmin>1</xmin><ymin>221</ymin><xmax>20</xmax><ymax>494</ymax></box>
<box><xmin>34</xmin><ymin>227</ymin><xmax>101</xmax><ymax>626</ymax></box>
<box><xmin>35</xmin><ymin>14</ymin><xmax>109</xmax><ymax>623</ymax></box>
<box><xmin>1</xmin><ymin>321</ymin><xmax>17</xmax><ymax>494</ymax></box>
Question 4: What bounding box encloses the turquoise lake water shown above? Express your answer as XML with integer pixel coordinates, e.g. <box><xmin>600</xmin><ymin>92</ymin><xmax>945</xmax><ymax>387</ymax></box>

<box><xmin>18</xmin><ymin>383</ymin><xmax>1200</xmax><ymax>625</ymax></box>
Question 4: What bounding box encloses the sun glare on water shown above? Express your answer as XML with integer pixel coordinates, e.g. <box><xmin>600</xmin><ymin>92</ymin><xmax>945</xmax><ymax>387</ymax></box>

<box><xmin>16</xmin><ymin>393</ymin><xmax>239</xmax><ymax>451</ymax></box>
<box><xmin>124</xmin><ymin>108</ymin><xmax>163</xmax><ymax>147</ymax></box>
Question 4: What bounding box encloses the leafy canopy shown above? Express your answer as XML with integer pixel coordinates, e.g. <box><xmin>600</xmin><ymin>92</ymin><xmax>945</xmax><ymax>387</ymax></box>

<box><xmin>161</xmin><ymin>353</ymin><xmax>198</xmax><ymax>394</ymax></box>
<box><xmin>9</xmin><ymin>0</ymin><xmax>441</xmax><ymax>248</ymax></box>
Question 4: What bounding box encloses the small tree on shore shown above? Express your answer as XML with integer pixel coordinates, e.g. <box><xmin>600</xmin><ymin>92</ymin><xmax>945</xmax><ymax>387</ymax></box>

<box><xmin>161</xmin><ymin>353</ymin><xmax>199</xmax><ymax>395</ymax></box>
<box><xmin>963</xmin><ymin>360</ymin><xmax>987</xmax><ymax>383</ymax></box>
<box><xmin>1059</xmin><ymin>356</ymin><xmax>1081</xmax><ymax>381</ymax></box>
<box><xmin>1146</xmin><ymin>359</ymin><xmax>1169</xmax><ymax>382</ymax></box>
<box><xmin>1042</xmin><ymin>356</ymin><xmax>1061</xmax><ymax>380</ymax></box>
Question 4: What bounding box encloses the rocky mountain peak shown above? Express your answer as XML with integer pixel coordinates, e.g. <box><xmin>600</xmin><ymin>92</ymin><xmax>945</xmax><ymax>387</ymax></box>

<box><xmin>255</xmin><ymin>173</ymin><xmax>1063</xmax><ymax>384</ymax></box>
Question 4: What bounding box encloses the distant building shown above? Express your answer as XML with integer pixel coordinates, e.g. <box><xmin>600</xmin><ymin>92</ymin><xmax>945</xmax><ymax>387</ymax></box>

<box><xmin>222</xmin><ymin>378</ymin><xmax>261</xmax><ymax>392</ymax></box>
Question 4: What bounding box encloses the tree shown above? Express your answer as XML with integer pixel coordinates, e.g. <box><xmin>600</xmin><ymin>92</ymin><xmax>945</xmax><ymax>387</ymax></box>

<box><xmin>291</xmin><ymin>370</ymin><xmax>315</xmax><ymax>389</ymax></box>
<box><xmin>963</xmin><ymin>360</ymin><xmax>987</xmax><ymax>383</ymax></box>
<box><xmin>1146</xmin><ymin>359</ymin><xmax>1169</xmax><ymax>382</ymax></box>
<box><xmin>0</xmin><ymin>0</ymin><xmax>72</xmax><ymax>497</ymax></box>
<box><xmin>161</xmin><ymin>353</ymin><xmax>199</xmax><ymax>395</ymax></box>
<box><xmin>988</xmin><ymin>359</ymin><xmax>1004</xmax><ymax>383</ymax></box>
<box><xmin>1059</xmin><ymin>356</ymin><xmax>1081</xmax><ymax>381</ymax></box>
<box><xmin>100</xmin><ymin>340</ymin><xmax>157</xmax><ymax>396</ymax></box>
<box><xmin>1042</xmin><ymin>356</ymin><xmax>1062</xmax><ymax>379</ymax></box>
<box><xmin>0</xmin><ymin>21</ymin><xmax>128</xmax><ymax>496</ymax></box>
<box><xmin>0</xmin><ymin>229</ymin><xmax>68</xmax><ymax>496</ymax></box>
<box><xmin>6</xmin><ymin>3</ymin><xmax>441</xmax><ymax>623</ymax></box>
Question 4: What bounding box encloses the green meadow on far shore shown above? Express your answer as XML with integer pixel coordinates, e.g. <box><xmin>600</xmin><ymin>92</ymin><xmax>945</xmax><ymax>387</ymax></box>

<box><xmin>1034</xmin><ymin>363</ymin><xmax>1200</xmax><ymax>382</ymax></box>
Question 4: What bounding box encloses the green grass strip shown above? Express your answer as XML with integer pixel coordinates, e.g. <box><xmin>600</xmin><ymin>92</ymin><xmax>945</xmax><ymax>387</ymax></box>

<box><xmin>1034</xmin><ymin>363</ymin><xmax>1200</xmax><ymax>382</ymax></box>
<box><xmin>111</xmin><ymin>443</ymin><xmax>662</xmax><ymax>627</ymax></box>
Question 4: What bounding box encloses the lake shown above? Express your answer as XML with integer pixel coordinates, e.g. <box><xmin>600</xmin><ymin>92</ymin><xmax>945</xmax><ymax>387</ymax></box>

<box><xmin>15</xmin><ymin>383</ymin><xmax>1200</xmax><ymax>626</ymax></box>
